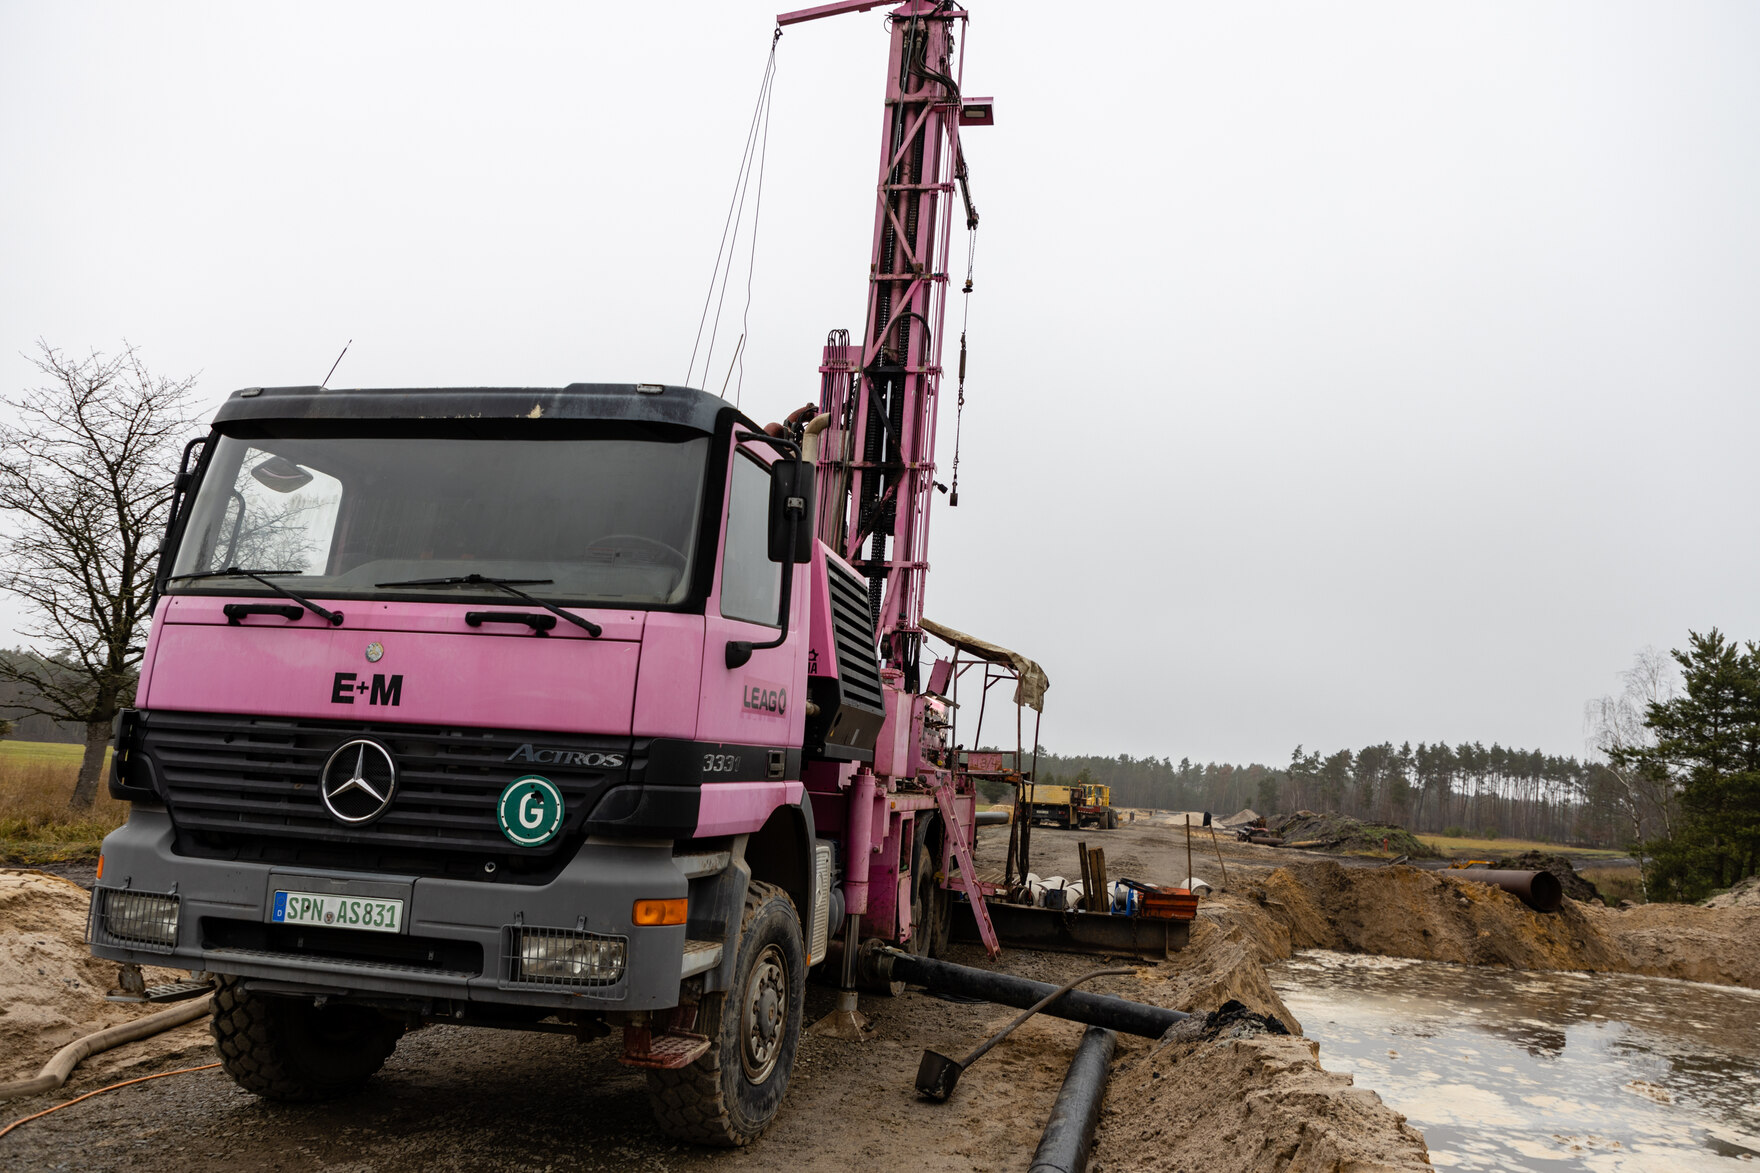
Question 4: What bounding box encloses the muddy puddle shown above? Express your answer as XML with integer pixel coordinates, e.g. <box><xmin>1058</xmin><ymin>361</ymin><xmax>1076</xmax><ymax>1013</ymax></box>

<box><xmin>1268</xmin><ymin>951</ymin><xmax>1760</xmax><ymax>1171</ymax></box>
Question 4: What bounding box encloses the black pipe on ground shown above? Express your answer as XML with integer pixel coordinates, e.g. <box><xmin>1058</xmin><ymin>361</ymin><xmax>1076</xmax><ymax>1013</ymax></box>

<box><xmin>1028</xmin><ymin>1025</ymin><xmax>1117</xmax><ymax>1173</ymax></box>
<box><xmin>1450</xmin><ymin>869</ymin><xmax>1563</xmax><ymax>913</ymax></box>
<box><xmin>873</xmin><ymin>949</ymin><xmax>1189</xmax><ymax>1037</ymax></box>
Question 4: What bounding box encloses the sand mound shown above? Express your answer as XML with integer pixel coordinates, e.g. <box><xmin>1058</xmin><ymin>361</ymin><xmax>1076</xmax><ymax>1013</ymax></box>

<box><xmin>1097</xmin><ymin>1022</ymin><xmax>1430</xmax><ymax>1172</ymax></box>
<box><xmin>1213</xmin><ymin>861</ymin><xmax>1760</xmax><ymax>989</ymax></box>
<box><xmin>0</xmin><ymin>870</ymin><xmax>195</xmax><ymax>1083</ymax></box>
<box><xmin>1269</xmin><ymin>812</ymin><xmax>1438</xmax><ymax>859</ymax></box>
<box><xmin>1256</xmin><ymin>861</ymin><xmax>1626</xmax><ymax>971</ymax></box>
<box><xmin>1132</xmin><ymin>914</ymin><xmax>1302</xmax><ymax>1034</ymax></box>
<box><xmin>1702</xmin><ymin>875</ymin><xmax>1760</xmax><ymax>909</ymax></box>
<box><xmin>1593</xmin><ymin>900</ymin><xmax>1760</xmax><ymax>987</ymax></box>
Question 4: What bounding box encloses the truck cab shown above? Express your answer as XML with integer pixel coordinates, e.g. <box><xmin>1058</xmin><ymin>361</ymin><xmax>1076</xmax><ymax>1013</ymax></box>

<box><xmin>90</xmin><ymin>382</ymin><xmax>874</xmax><ymax>1144</ymax></box>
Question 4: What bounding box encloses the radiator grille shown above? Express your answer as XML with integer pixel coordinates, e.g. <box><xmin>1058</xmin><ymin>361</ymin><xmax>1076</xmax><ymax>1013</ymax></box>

<box><xmin>825</xmin><ymin>559</ymin><xmax>884</xmax><ymax>712</ymax></box>
<box><xmin>143</xmin><ymin>711</ymin><xmax>633</xmax><ymax>865</ymax></box>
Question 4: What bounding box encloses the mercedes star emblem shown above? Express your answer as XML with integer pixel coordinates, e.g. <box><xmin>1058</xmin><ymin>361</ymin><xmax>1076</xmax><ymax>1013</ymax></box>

<box><xmin>365</xmin><ymin>641</ymin><xmax>385</xmax><ymax>662</ymax></box>
<box><xmin>320</xmin><ymin>739</ymin><xmax>398</xmax><ymax>825</ymax></box>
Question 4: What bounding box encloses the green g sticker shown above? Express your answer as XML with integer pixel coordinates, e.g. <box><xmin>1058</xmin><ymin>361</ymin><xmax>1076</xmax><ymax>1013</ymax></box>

<box><xmin>497</xmin><ymin>776</ymin><xmax>564</xmax><ymax>846</ymax></box>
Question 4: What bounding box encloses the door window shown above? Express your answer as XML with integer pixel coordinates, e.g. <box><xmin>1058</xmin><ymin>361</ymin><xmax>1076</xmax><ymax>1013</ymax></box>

<box><xmin>719</xmin><ymin>452</ymin><xmax>780</xmax><ymax>626</ymax></box>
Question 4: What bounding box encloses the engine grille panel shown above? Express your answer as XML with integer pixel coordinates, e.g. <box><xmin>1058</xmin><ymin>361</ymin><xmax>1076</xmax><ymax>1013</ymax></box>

<box><xmin>144</xmin><ymin>711</ymin><xmax>633</xmax><ymax>871</ymax></box>
<box><xmin>825</xmin><ymin>559</ymin><xmax>884</xmax><ymax>713</ymax></box>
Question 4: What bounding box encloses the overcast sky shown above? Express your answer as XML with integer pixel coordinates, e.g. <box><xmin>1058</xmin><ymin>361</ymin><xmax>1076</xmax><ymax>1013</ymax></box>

<box><xmin>3</xmin><ymin>1</ymin><xmax>1757</xmax><ymax>766</ymax></box>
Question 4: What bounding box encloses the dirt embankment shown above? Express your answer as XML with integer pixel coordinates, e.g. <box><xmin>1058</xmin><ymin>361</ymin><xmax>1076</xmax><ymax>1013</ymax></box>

<box><xmin>0</xmin><ymin>871</ymin><xmax>209</xmax><ymax>1085</ymax></box>
<box><xmin>1098</xmin><ymin>1016</ymin><xmax>1430</xmax><ymax>1173</ymax></box>
<box><xmin>1215</xmin><ymin>861</ymin><xmax>1760</xmax><ymax>989</ymax></box>
<box><xmin>1702</xmin><ymin>874</ymin><xmax>1760</xmax><ymax>909</ymax></box>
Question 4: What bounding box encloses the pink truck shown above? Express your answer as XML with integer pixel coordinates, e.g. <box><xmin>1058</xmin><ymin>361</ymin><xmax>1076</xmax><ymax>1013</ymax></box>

<box><xmin>89</xmin><ymin>0</ymin><xmax>998</xmax><ymax>1147</ymax></box>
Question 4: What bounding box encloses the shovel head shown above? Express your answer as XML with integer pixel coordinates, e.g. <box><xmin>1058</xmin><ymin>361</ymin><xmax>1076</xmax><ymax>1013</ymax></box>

<box><xmin>915</xmin><ymin>1049</ymin><xmax>965</xmax><ymax>1101</ymax></box>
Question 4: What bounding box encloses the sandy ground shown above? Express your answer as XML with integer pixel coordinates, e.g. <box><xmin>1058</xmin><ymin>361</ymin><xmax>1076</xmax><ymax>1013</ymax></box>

<box><xmin>10</xmin><ymin>819</ymin><xmax>1744</xmax><ymax>1170</ymax></box>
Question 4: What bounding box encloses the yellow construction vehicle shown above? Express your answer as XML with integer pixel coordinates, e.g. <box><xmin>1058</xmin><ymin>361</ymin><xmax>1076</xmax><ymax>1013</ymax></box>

<box><xmin>1025</xmin><ymin>781</ymin><xmax>1118</xmax><ymax>829</ymax></box>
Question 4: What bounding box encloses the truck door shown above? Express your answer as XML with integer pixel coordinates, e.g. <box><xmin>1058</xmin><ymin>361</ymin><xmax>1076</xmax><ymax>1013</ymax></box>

<box><xmin>695</xmin><ymin>442</ymin><xmax>807</xmax><ymax>801</ymax></box>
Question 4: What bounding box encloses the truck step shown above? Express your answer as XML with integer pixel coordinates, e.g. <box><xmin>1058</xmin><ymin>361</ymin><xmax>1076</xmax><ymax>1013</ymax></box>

<box><xmin>619</xmin><ymin>1026</ymin><xmax>713</xmax><ymax>1070</ymax></box>
<box><xmin>680</xmin><ymin>939</ymin><xmax>724</xmax><ymax>979</ymax></box>
<box><xmin>105</xmin><ymin>979</ymin><xmax>213</xmax><ymax>1005</ymax></box>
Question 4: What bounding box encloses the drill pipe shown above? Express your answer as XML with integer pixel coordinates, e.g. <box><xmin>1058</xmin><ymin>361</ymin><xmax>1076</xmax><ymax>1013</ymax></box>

<box><xmin>1028</xmin><ymin>1025</ymin><xmax>1118</xmax><ymax>1173</ymax></box>
<box><xmin>1449</xmin><ymin>868</ymin><xmax>1564</xmax><ymax>913</ymax></box>
<box><xmin>872</xmin><ymin>949</ymin><xmax>1188</xmax><ymax>1037</ymax></box>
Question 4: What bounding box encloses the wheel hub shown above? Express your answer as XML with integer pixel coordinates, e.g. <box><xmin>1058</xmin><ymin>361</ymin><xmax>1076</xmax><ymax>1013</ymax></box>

<box><xmin>740</xmin><ymin>944</ymin><xmax>789</xmax><ymax>1082</ymax></box>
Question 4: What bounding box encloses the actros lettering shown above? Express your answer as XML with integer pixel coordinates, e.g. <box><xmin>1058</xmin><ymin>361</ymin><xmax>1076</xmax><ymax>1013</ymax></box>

<box><xmin>506</xmin><ymin>744</ymin><xmax>625</xmax><ymax>769</ymax></box>
<box><xmin>742</xmin><ymin>684</ymin><xmax>787</xmax><ymax>716</ymax></box>
<box><xmin>332</xmin><ymin>672</ymin><xmax>403</xmax><ymax>707</ymax></box>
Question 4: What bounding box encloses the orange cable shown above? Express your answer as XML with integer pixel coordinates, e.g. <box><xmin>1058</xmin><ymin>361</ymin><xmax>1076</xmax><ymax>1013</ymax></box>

<box><xmin>0</xmin><ymin>1063</ymin><xmax>222</xmax><ymax>1139</ymax></box>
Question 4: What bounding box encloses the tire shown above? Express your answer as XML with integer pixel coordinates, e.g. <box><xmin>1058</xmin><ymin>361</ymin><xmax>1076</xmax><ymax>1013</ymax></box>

<box><xmin>211</xmin><ymin>978</ymin><xmax>403</xmax><ymax>1103</ymax></box>
<box><xmin>648</xmin><ymin>880</ymin><xmax>806</xmax><ymax>1147</ymax></box>
<box><xmin>1105</xmin><ymin>809</ymin><xmax>1118</xmax><ymax>830</ymax></box>
<box><xmin>910</xmin><ymin>820</ymin><xmax>950</xmax><ymax>958</ymax></box>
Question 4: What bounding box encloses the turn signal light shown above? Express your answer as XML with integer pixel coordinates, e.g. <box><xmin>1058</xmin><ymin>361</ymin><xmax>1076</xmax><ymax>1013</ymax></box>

<box><xmin>96</xmin><ymin>855</ymin><xmax>105</xmax><ymax>880</ymax></box>
<box><xmin>632</xmin><ymin>898</ymin><xmax>687</xmax><ymax>926</ymax></box>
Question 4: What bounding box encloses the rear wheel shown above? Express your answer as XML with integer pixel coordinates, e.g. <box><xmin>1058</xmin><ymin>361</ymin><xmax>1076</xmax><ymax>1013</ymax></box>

<box><xmin>648</xmin><ymin>881</ymin><xmax>805</xmax><ymax>1146</ymax></box>
<box><xmin>211</xmin><ymin>978</ymin><xmax>403</xmax><ymax>1102</ymax></box>
<box><xmin>910</xmin><ymin>822</ymin><xmax>951</xmax><ymax>958</ymax></box>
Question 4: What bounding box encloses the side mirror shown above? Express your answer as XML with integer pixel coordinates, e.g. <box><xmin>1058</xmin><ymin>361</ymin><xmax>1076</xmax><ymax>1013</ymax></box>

<box><xmin>767</xmin><ymin>459</ymin><xmax>815</xmax><ymax>563</ymax></box>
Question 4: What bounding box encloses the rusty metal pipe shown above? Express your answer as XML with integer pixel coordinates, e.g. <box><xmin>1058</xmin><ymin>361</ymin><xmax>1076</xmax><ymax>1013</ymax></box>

<box><xmin>1450</xmin><ymin>869</ymin><xmax>1563</xmax><ymax>912</ymax></box>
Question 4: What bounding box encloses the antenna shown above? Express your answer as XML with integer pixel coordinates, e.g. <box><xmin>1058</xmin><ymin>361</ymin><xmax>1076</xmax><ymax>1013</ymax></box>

<box><xmin>320</xmin><ymin>340</ymin><xmax>353</xmax><ymax>389</ymax></box>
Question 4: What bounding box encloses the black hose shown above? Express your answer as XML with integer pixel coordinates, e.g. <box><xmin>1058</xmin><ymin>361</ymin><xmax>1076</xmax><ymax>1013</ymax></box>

<box><xmin>1028</xmin><ymin>1025</ymin><xmax>1117</xmax><ymax>1173</ymax></box>
<box><xmin>877</xmin><ymin>950</ymin><xmax>1188</xmax><ymax>1037</ymax></box>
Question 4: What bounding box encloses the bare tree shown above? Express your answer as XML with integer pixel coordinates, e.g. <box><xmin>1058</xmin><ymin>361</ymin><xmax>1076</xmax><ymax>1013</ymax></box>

<box><xmin>0</xmin><ymin>342</ymin><xmax>197</xmax><ymax>808</ymax></box>
<box><xmin>1585</xmin><ymin>646</ymin><xmax>1680</xmax><ymax>899</ymax></box>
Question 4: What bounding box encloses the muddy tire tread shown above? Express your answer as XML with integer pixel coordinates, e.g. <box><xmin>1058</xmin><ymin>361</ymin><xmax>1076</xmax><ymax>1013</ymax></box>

<box><xmin>646</xmin><ymin>880</ymin><xmax>795</xmax><ymax>1147</ymax></box>
<box><xmin>210</xmin><ymin>978</ymin><xmax>399</xmax><ymax>1103</ymax></box>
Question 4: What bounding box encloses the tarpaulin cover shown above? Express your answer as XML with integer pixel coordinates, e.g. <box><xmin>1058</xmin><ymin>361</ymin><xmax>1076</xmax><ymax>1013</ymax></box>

<box><xmin>921</xmin><ymin>618</ymin><xmax>1049</xmax><ymax>712</ymax></box>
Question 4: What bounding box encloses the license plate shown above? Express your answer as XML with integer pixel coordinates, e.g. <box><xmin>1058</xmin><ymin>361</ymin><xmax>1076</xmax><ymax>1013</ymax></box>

<box><xmin>272</xmin><ymin>891</ymin><xmax>403</xmax><ymax>933</ymax></box>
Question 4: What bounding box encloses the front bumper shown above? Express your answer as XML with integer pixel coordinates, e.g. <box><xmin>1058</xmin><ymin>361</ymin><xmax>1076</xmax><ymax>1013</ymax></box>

<box><xmin>90</xmin><ymin>809</ymin><xmax>691</xmax><ymax>1011</ymax></box>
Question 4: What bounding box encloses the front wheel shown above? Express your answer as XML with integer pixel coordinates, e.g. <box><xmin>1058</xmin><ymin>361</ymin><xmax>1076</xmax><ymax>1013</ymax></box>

<box><xmin>648</xmin><ymin>881</ymin><xmax>805</xmax><ymax>1146</ymax></box>
<box><xmin>210</xmin><ymin>978</ymin><xmax>403</xmax><ymax>1102</ymax></box>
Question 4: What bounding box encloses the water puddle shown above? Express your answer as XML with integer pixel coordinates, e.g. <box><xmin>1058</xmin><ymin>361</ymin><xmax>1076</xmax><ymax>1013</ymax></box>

<box><xmin>1269</xmin><ymin>951</ymin><xmax>1760</xmax><ymax>1171</ymax></box>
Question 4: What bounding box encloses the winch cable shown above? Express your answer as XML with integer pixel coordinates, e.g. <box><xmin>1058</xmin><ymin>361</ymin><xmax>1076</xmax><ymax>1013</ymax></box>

<box><xmin>948</xmin><ymin>227</ymin><xmax>976</xmax><ymax>506</ymax></box>
<box><xmin>0</xmin><ymin>1064</ymin><xmax>223</xmax><ymax>1139</ymax></box>
<box><xmin>684</xmin><ymin>29</ymin><xmax>781</xmax><ymax>394</ymax></box>
<box><xmin>732</xmin><ymin>33</ymin><xmax>777</xmax><ymax>409</ymax></box>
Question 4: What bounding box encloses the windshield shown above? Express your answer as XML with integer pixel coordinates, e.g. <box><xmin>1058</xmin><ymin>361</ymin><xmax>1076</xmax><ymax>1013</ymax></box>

<box><xmin>169</xmin><ymin>427</ymin><xmax>710</xmax><ymax>606</ymax></box>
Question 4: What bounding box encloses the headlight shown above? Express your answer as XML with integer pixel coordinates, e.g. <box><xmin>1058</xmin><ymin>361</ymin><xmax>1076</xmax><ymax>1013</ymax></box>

<box><xmin>509</xmin><ymin>927</ymin><xmax>625</xmax><ymax>986</ymax></box>
<box><xmin>91</xmin><ymin>888</ymin><xmax>180</xmax><ymax>951</ymax></box>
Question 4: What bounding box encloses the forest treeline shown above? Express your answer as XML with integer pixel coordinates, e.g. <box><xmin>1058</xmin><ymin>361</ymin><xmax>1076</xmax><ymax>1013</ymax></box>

<box><xmin>1028</xmin><ymin>628</ymin><xmax>1759</xmax><ymax>903</ymax></box>
<box><xmin>1029</xmin><ymin>742</ymin><xmax>1628</xmax><ymax>846</ymax></box>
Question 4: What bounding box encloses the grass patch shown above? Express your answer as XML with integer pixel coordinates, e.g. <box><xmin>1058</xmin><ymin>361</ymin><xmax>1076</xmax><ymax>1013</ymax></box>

<box><xmin>1580</xmin><ymin>864</ymin><xmax>1646</xmax><ymax>906</ymax></box>
<box><xmin>1417</xmin><ymin>834</ymin><xmax>1625</xmax><ymax>860</ymax></box>
<box><xmin>0</xmin><ymin>740</ymin><xmax>123</xmax><ymax>865</ymax></box>
<box><xmin>0</xmin><ymin>738</ymin><xmax>85</xmax><ymax>765</ymax></box>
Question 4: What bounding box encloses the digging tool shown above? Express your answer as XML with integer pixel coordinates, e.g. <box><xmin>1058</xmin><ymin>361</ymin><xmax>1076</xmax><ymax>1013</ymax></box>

<box><xmin>914</xmin><ymin>965</ymin><xmax>1134</xmax><ymax>1101</ymax></box>
<box><xmin>1207</xmin><ymin>824</ymin><xmax>1230</xmax><ymax>889</ymax></box>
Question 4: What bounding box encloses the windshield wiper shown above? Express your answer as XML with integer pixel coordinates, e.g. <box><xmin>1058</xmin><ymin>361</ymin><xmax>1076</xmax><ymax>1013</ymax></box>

<box><xmin>374</xmin><ymin>574</ymin><xmax>602</xmax><ymax>637</ymax></box>
<box><xmin>166</xmin><ymin>567</ymin><xmax>344</xmax><ymax>626</ymax></box>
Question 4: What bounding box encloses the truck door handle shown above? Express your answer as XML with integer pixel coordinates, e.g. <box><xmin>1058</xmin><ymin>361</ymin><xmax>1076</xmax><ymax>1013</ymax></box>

<box><xmin>223</xmin><ymin>603</ymin><xmax>305</xmax><ymax>624</ymax></box>
<box><xmin>464</xmin><ymin>611</ymin><xmax>557</xmax><ymax>634</ymax></box>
